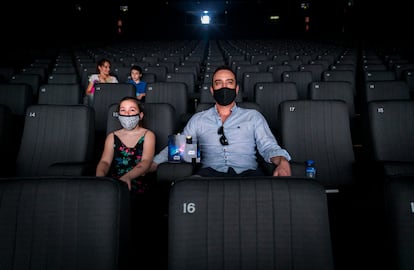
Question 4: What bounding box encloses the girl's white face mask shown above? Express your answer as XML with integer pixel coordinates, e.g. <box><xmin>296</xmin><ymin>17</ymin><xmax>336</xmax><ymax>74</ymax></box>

<box><xmin>118</xmin><ymin>114</ymin><xmax>140</xmax><ymax>130</ymax></box>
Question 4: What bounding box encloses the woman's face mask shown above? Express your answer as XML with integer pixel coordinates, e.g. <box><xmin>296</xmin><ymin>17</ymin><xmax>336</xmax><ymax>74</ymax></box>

<box><xmin>118</xmin><ymin>114</ymin><xmax>140</xmax><ymax>130</ymax></box>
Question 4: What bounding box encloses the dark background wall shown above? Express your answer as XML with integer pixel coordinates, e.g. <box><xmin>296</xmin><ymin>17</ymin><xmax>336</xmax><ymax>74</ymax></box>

<box><xmin>0</xmin><ymin>0</ymin><xmax>413</xmax><ymax>63</ymax></box>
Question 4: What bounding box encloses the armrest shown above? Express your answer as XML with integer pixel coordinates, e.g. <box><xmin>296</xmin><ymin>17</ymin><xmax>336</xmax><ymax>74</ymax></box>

<box><xmin>289</xmin><ymin>161</ymin><xmax>307</xmax><ymax>178</ymax></box>
<box><xmin>157</xmin><ymin>162</ymin><xmax>194</xmax><ymax>182</ymax></box>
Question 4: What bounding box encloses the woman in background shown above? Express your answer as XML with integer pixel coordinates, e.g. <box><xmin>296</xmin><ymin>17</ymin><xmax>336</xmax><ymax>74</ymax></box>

<box><xmin>85</xmin><ymin>58</ymin><xmax>118</xmax><ymax>105</ymax></box>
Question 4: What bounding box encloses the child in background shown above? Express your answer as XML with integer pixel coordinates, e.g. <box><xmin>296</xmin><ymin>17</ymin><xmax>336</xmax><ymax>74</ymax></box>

<box><xmin>127</xmin><ymin>65</ymin><xmax>147</xmax><ymax>102</ymax></box>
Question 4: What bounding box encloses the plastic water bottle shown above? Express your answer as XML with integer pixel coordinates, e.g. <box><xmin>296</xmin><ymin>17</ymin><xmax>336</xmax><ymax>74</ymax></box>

<box><xmin>305</xmin><ymin>159</ymin><xmax>316</xmax><ymax>179</ymax></box>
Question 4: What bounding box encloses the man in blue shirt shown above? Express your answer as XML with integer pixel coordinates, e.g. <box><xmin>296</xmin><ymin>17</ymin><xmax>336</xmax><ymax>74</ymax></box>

<box><xmin>150</xmin><ymin>65</ymin><xmax>291</xmax><ymax>177</ymax></box>
<box><xmin>127</xmin><ymin>65</ymin><xmax>147</xmax><ymax>102</ymax></box>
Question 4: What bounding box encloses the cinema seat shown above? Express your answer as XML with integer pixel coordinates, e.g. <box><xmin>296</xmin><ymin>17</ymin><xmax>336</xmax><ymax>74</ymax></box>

<box><xmin>168</xmin><ymin>177</ymin><xmax>334</xmax><ymax>270</ymax></box>
<box><xmin>0</xmin><ymin>176</ymin><xmax>131</xmax><ymax>270</ymax></box>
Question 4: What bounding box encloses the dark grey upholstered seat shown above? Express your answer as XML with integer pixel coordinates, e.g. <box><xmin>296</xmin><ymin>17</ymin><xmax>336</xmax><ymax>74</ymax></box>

<box><xmin>309</xmin><ymin>81</ymin><xmax>356</xmax><ymax>117</ymax></box>
<box><xmin>299</xmin><ymin>63</ymin><xmax>325</xmax><ymax>81</ymax></box>
<box><xmin>113</xmin><ymin>66</ymin><xmax>132</xmax><ymax>82</ymax></box>
<box><xmin>279</xmin><ymin>100</ymin><xmax>355</xmax><ymax>191</ymax></box>
<box><xmin>0</xmin><ymin>104</ymin><xmax>14</xmax><ymax>176</ymax></box>
<box><xmin>235</xmin><ymin>64</ymin><xmax>260</xmax><ymax>89</ymax></box>
<box><xmin>0</xmin><ymin>176</ymin><xmax>131</xmax><ymax>270</ymax></box>
<box><xmin>0</xmin><ymin>83</ymin><xmax>33</xmax><ymax>116</ymax></box>
<box><xmin>322</xmin><ymin>70</ymin><xmax>356</xmax><ymax>96</ymax></box>
<box><xmin>38</xmin><ymin>83</ymin><xmax>83</xmax><ymax>105</ymax></box>
<box><xmin>268</xmin><ymin>64</ymin><xmax>293</xmax><ymax>82</ymax></box>
<box><xmin>166</xmin><ymin>72</ymin><xmax>198</xmax><ymax>100</ymax></box>
<box><xmin>254</xmin><ymin>82</ymin><xmax>298</xmax><ymax>137</ymax></box>
<box><xmin>241</xmin><ymin>71</ymin><xmax>274</xmax><ymax>102</ymax></box>
<box><xmin>144</xmin><ymin>65</ymin><xmax>168</xmax><ymax>82</ymax></box>
<box><xmin>168</xmin><ymin>177</ymin><xmax>334</xmax><ymax>270</ymax></box>
<box><xmin>366</xmin><ymin>100</ymin><xmax>414</xmax><ymax>180</ymax></box>
<box><xmin>9</xmin><ymin>73</ymin><xmax>42</xmax><ymax>98</ymax></box>
<box><xmin>282</xmin><ymin>70</ymin><xmax>313</xmax><ymax>100</ymax></box>
<box><xmin>384</xmin><ymin>177</ymin><xmax>414</xmax><ymax>270</ymax></box>
<box><xmin>15</xmin><ymin>104</ymin><xmax>95</xmax><ymax>177</ymax></box>
<box><xmin>47</xmin><ymin>73</ymin><xmax>80</xmax><ymax>84</ymax></box>
<box><xmin>363</xmin><ymin>80</ymin><xmax>411</xmax><ymax>103</ymax></box>
<box><xmin>0</xmin><ymin>83</ymin><xmax>33</xmax><ymax>160</ymax></box>
<box><xmin>145</xmin><ymin>81</ymin><xmax>189</xmax><ymax>132</ymax></box>
<box><xmin>363</xmin><ymin>70</ymin><xmax>397</xmax><ymax>83</ymax></box>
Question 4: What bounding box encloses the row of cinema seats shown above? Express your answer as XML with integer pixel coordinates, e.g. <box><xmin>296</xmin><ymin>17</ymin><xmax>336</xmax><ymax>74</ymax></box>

<box><xmin>0</xmin><ymin>101</ymin><xmax>178</xmax><ymax>178</ymax></box>
<box><xmin>1</xmin><ymin>95</ymin><xmax>413</xmax><ymax>187</ymax></box>
<box><xmin>1</xmin><ymin>175</ymin><xmax>413</xmax><ymax>270</ymax></box>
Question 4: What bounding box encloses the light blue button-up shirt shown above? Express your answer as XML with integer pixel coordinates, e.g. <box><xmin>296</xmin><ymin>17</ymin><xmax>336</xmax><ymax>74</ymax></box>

<box><xmin>153</xmin><ymin>104</ymin><xmax>291</xmax><ymax>174</ymax></box>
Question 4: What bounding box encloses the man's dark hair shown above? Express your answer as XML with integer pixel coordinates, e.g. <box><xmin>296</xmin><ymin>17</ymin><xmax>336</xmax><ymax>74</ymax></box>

<box><xmin>212</xmin><ymin>65</ymin><xmax>236</xmax><ymax>84</ymax></box>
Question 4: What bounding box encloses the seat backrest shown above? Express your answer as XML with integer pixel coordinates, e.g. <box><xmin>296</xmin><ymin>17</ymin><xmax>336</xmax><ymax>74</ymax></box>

<box><xmin>364</xmin><ymin>70</ymin><xmax>397</xmax><ymax>83</ymax></box>
<box><xmin>20</xmin><ymin>66</ymin><xmax>48</xmax><ymax>83</ymax></box>
<box><xmin>141</xmin><ymin>72</ymin><xmax>156</xmax><ymax>83</ymax></box>
<box><xmin>241</xmin><ymin>71</ymin><xmax>274</xmax><ymax>101</ymax></box>
<box><xmin>254</xmin><ymin>82</ymin><xmax>298</xmax><ymax>136</ymax></box>
<box><xmin>282</xmin><ymin>59</ymin><xmax>302</xmax><ymax>70</ymax></box>
<box><xmin>107</xmin><ymin>102</ymin><xmax>176</xmax><ymax>153</ymax></box>
<box><xmin>51</xmin><ymin>66</ymin><xmax>77</xmax><ymax>74</ymax></box>
<box><xmin>0</xmin><ymin>104</ymin><xmax>14</xmax><ymax>176</ymax></box>
<box><xmin>47</xmin><ymin>73</ymin><xmax>80</xmax><ymax>84</ymax></box>
<box><xmin>271</xmin><ymin>54</ymin><xmax>290</xmax><ymax>65</ymax></box>
<box><xmin>393</xmin><ymin>63</ymin><xmax>414</xmax><ymax>80</ymax></box>
<box><xmin>9</xmin><ymin>73</ymin><xmax>41</xmax><ymax>98</ymax></box>
<box><xmin>113</xmin><ymin>66</ymin><xmax>132</xmax><ymax>82</ymax></box>
<box><xmin>282</xmin><ymin>70</ymin><xmax>313</xmax><ymax>100</ymax></box>
<box><xmin>144</xmin><ymin>65</ymin><xmax>168</xmax><ymax>82</ymax></box>
<box><xmin>0</xmin><ymin>176</ymin><xmax>131</xmax><ymax>270</ymax></box>
<box><xmin>145</xmin><ymin>82</ymin><xmax>188</xmax><ymax>131</ymax></box>
<box><xmin>402</xmin><ymin>70</ymin><xmax>414</xmax><ymax>97</ymax></box>
<box><xmin>15</xmin><ymin>104</ymin><xmax>95</xmax><ymax>176</ymax></box>
<box><xmin>322</xmin><ymin>70</ymin><xmax>356</xmax><ymax>95</ymax></box>
<box><xmin>299</xmin><ymin>63</ymin><xmax>325</xmax><ymax>81</ymax></box>
<box><xmin>0</xmin><ymin>67</ymin><xmax>15</xmax><ymax>82</ymax></box>
<box><xmin>384</xmin><ymin>177</ymin><xmax>414</xmax><ymax>270</ymax></box>
<box><xmin>366</xmin><ymin>100</ymin><xmax>414</xmax><ymax>162</ymax></box>
<box><xmin>166</xmin><ymin>72</ymin><xmax>196</xmax><ymax>96</ymax></box>
<box><xmin>256</xmin><ymin>60</ymin><xmax>277</xmax><ymax>71</ymax></box>
<box><xmin>168</xmin><ymin>177</ymin><xmax>334</xmax><ymax>270</ymax></box>
<box><xmin>0</xmin><ymin>84</ymin><xmax>33</xmax><ymax>166</ymax></box>
<box><xmin>38</xmin><ymin>83</ymin><xmax>83</xmax><ymax>105</ymax></box>
<box><xmin>235</xmin><ymin>64</ymin><xmax>260</xmax><ymax>87</ymax></box>
<box><xmin>0</xmin><ymin>83</ymin><xmax>33</xmax><ymax>116</ymax></box>
<box><xmin>279</xmin><ymin>100</ymin><xmax>355</xmax><ymax>190</ymax></box>
<box><xmin>268</xmin><ymin>64</ymin><xmax>293</xmax><ymax>82</ymax></box>
<box><xmin>92</xmin><ymin>83</ymin><xmax>136</xmax><ymax>133</ymax></box>
<box><xmin>174</xmin><ymin>65</ymin><xmax>199</xmax><ymax>80</ymax></box>
<box><xmin>363</xmin><ymin>81</ymin><xmax>411</xmax><ymax>103</ymax></box>
<box><xmin>309</xmin><ymin>81</ymin><xmax>355</xmax><ymax>117</ymax></box>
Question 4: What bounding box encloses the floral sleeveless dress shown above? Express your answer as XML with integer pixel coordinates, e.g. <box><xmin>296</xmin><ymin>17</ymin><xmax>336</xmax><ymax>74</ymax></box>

<box><xmin>109</xmin><ymin>132</ymin><xmax>149</xmax><ymax>194</ymax></box>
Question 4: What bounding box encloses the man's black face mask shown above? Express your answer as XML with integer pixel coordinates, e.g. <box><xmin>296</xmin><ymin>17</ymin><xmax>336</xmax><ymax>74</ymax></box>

<box><xmin>213</xmin><ymin>87</ymin><xmax>237</xmax><ymax>106</ymax></box>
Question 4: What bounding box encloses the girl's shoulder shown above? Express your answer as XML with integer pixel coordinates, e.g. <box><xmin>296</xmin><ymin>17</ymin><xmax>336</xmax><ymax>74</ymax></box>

<box><xmin>89</xmin><ymin>74</ymin><xmax>99</xmax><ymax>81</ymax></box>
